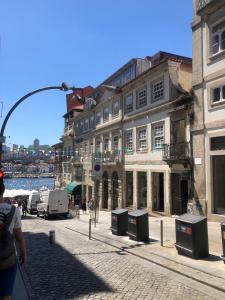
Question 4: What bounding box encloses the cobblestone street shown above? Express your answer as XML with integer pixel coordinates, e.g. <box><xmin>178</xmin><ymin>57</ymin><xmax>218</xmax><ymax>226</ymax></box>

<box><xmin>18</xmin><ymin>215</ymin><xmax>225</xmax><ymax>300</ymax></box>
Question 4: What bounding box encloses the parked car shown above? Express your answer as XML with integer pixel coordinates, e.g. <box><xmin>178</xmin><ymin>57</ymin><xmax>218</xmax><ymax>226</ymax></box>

<box><xmin>37</xmin><ymin>190</ymin><xmax>69</xmax><ymax>219</ymax></box>
<box><xmin>27</xmin><ymin>192</ymin><xmax>40</xmax><ymax>214</ymax></box>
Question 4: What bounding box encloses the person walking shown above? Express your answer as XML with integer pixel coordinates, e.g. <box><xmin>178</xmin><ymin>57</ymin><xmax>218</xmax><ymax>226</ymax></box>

<box><xmin>22</xmin><ymin>200</ymin><xmax>27</xmax><ymax>217</ymax></box>
<box><xmin>0</xmin><ymin>182</ymin><xmax>27</xmax><ymax>300</ymax></box>
<box><xmin>81</xmin><ymin>202</ymin><xmax>87</xmax><ymax>214</ymax></box>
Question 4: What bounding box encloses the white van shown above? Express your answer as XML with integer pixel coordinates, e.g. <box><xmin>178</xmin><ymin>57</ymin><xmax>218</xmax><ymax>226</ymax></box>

<box><xmin>37</xmin><ymin>190</ymin><xmax>69</xmax><ymax>219</ymax></box>
<box><xmin>27</xmin><ymin>192</ymin><xmax>40</xmax><ymax>214</ymax></box>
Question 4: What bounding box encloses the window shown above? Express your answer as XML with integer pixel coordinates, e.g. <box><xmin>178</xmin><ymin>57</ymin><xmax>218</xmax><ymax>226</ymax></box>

<box><xmin>103</xmin><ymin>138</ymin><xmax>109</xmax><ymax>152</ymax></box>
<box><xmin>84</xmin><ymin>118</ymin><xmax>89</xmax><ymax>131</ymax></box>
<box><xmin>211</xmin><ymin>136</ymin><xmax>225</xmax><ymax>151</ymax></box>
<box><xmin>89</xmin><ymin>115</ymin><xmax>95</xmax><ymax>128</ymax></box>
<box><xmin>96</xmin><ymin>111</ymin><xmax>101</xmax><ymax>125</ymax></box>
<box><xmin>211</xmin><ymin>20</ymin><xmax>225</xmax><ymax>56</ymax></box>
<box><xmin>112</xmin><ymin>101</ymin><xmax>119</xmax><ymax>117</ymax></box>
<box><xmin>152</xmin><ymin>80</ymin><xmax>164</xmax><ymax>101</ymax></box>
<box><xmin>95</xmin><ymin>140</ymin><xmax>101</xmax><ymax>153</ymax></box>
<box><xmin>126</xmin><ymin>131</ymin><xmax>133</xmax><ymax>153</ymax></box>
<box><xmin>79</xmin><ymin>121</ymin><xmax>84</xmax><ymax>133</ymax></box>
<box><xmin>152</xmin><ymin>123</ymin><xmax>164</xmax><ymax>149</ymax></box>
<box><xmin>124</xmin><ymin>93</ymin><xmax>133</xmax><ymax>113</ymax></box>
<box><xmin>137</xmin><ymin>87</ymin><xmax>147</xmax><ymax>108</ymax></box>
<box><xmin>212</xmin><ymin>85</ymin><xmax>225</xmax><ymax>103</ymax></box>
<box><xmin>103</xmin><ymin>107</ymin><xmax>109</xmax><ymax>121</ymax></box>
<box><xmin>137</xmin><ymin>127</ymin><xmax>147</xmax><ymax>152</ymax></box>
<box><xmin>113</xmin><ymin>136</ymin><xmax>119</xmax><ymax>151</ymax></box>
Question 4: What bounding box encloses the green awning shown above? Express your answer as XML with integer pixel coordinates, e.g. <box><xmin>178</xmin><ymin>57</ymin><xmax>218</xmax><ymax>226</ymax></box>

<box><xmin>65</xmin><ymin>181</ymin><xmax>81</xmax><ymax>194</ymax></box>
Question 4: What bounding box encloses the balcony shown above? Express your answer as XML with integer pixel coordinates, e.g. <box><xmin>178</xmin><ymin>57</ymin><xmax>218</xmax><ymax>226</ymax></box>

<box><xmin>162</xmin><ymin>142</ymin><xmax>190</xmax><ymax>163</ymax></box>
<box><xmin>63</xmin><ymin>125</ymin><xmax>74</xmax><ymax>137</ymax></box>
<box><xmin>197</xmin><ymin>0</ymin><xmax>224</xmax><ymax>15</ymax></box>
<box><xmin>93</xmin><ymin>150</ymin><xmax>122</xmax><ymax>163</ymax></box>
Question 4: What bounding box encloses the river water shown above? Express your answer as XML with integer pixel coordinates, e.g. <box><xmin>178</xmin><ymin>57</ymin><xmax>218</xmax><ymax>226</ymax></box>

<box><xmin>4</xmin><ymin>177</ymin><xmax>54</xmax><ymax>191</ymax></box>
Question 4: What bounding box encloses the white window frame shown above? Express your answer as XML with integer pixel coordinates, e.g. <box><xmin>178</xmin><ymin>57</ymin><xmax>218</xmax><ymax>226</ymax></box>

<box><xmin>210</xmin><ymin>20</ymin><xmax>225</xmax><ymax>56</ymax></box>
<box><xmin>103</xmin><ymin>138</ymin><xmax>109</xmax><ymax>152</ymax></box>
<box><xmin>112</xmin><ymin>100</ymin><xmax>119</xmax><ymax>118</ymax></box>
<box><xmin>103</xmin><ymin>107</ymin><xmax>109</xmax><ymax>122</ymax></box>
<box><xmin>84</xmin><ymin>118</ymin><xmax>89</xmax><ymax>131</ymax></box>
<box><xmin>89</xmin><ymin>115</ymin><xmax>95</xmax><ymax>128</ymax></box>
<box><xmin>125</xmin><ymin>130</ymin><xmax>133</xmax><ymax>153</ymax></box>
<box><xmin>136</xmin><ymin>87</ymin><xmax>147</xmax><ymax>108</ymax></box>
<box><xmin>152</xmin><ymin>122</ymin><xmax>164</xmax><ymax>150</ymax></box>
<box><xmin>152</xmin><ymin>79</ymin><xmax>164</xmax><ymax>102</ymax></box>
<box><xmin>95</xmin><ymin>140</ymin><xmax>101</xmax><ymax>153</ymax></box>
<box><xmin>124</xmin><ymin>93</ymin><xmax>133</xmax><ymax>113</ymax></box>
<box><xmin>96</xmin><ymin>111</ymin><xmax>101</xmax><ymax>125</ymax></box>
<box><xmin>137</xmin><ymin>127</ymin><xmax>147</xmax><ymax>152</ymax></box>
<box><xmin>212</xmin><ymin>85</ymin><xmax>225</xmax><ymax>104</ymax></box>
<box><xmin>113</xmin><ymin>135</ymin><xmax>119</xmax><ymax>151</ymax></box>
<box><xmin>80</xmin><ymin>120</ymin><xmax>84</xmax><ymax>133</ymax></box>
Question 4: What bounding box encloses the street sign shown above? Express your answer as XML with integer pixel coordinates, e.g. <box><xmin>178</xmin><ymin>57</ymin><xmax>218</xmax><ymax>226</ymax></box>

<box><xmin>92</xmin><ymin>159</ymin><xmax>102</xmax><ymax>178</ymax></box>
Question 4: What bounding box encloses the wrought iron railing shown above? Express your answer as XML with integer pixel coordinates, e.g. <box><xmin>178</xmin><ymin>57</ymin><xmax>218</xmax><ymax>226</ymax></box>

<box><xmin>162</xmin><ymin>142</ymin><xmax>190</xmax><ymax>161</ymax></box>
<box><xmin>93</xmin><ymin>151</ymin><xmax>122</xmax><ymax>163</ymax></box>
<box><xmin>197</xmin><ymin>0</ymin><xmax>213</xmax><ymax>11</ymax></box>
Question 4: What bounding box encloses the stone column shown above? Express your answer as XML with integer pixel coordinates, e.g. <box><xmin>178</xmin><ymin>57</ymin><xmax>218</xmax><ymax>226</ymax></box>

<box><xmin>133</xmin><ymin>171</ymin><xmax>137</xmax><ymax>210</ymax></box>
<box><xmin>165</xmin><ymin>171</ymin><xmax>171</xmax><ymax>216</ymax></box>
<box><xmin>147</xmin><ymin>171</ymin><xmax>153</xmax><ymax>213</ymax></box>
<box><xmin>108</xmin><ymin>178</ymin><xmax>112</xmax><ymax>211</ymax></box>
<box><xmin>118</xmin><ymin>179</ymin><xmax>122</xmax><ymax>209</ymax></box>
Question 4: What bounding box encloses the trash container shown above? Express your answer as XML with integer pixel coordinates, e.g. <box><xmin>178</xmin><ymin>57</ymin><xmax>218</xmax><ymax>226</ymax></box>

<box><xmin>175</xmin><ymin>213</ymin><xmax>209</xmax><ymax>259</ymax></box>
<box><xmin>111</xmin><ymin>209</ymin><xmax>128</xmax><ymax>235</ymax></box>
<box><xmin>220</xmin><ymin>222</ymin><xmax>225</xmax><ymax>263</ymax></box>
<box><xmin>127</xmin><ymin>210</ymin><xmax>149</xmax><ymax>242</ymax></box>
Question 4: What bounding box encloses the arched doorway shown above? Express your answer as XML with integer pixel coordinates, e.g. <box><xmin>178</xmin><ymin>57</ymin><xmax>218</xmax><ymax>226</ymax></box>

<box><xmin>102</xmin><ymin>171</ymin><xmax>108</xmax><ymax>209</ymax></box>
<box><xmin>112</xmin><ymin>171</ymin><xmax>119</xmax><ymax>210</ymax></box>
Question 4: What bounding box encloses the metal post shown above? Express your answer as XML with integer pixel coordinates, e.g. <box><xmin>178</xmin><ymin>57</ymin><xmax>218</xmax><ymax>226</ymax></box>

<box><xmin>160</xmin><ymin>220</ymin><xmax>163</xmax><ymax>247</ymax></box>
<box><xmin>94</xmin><ymin>206</ymin><xmax>97</xmax><ymax>227</ymax></box>
<box><xmin>0</xmin><ymin>83</ymin><xmax>75</xmax><ymax>166</ymax></box>
<box><xmin>49</xmin><ymin>230</ymin><xmax>55</xmax><ymax>244</ymax></box>
<box><xmin>89</xmin><ymin>219</ymin><xmax>92</xmax><ymax>240</ymax></box>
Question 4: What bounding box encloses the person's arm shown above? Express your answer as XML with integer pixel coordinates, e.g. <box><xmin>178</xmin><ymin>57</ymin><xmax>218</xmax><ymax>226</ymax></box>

<box><xmin>14</xmin><ymin>227</ymin><xmax>27</xmax><ymax>265</ymax></box>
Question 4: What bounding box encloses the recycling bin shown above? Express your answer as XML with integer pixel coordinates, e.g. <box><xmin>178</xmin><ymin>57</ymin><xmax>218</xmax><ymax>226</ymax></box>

<box><xmin>127</xmin><ymin>210</ymin><xmax>149</xmax><ymax>242</ymax></box>
<box><xmin>111</xmin><ymin>209</ymin><xmax>128</xmax><ymax>236</ymax></box>
<box><xmin>175</xmin><ymin>213</ymin><xmax>209</xmax><ymax>259</ymax></box>
<box><xmin>220</xmin><ymin>222</ymin><xmax>225</xmax><ymax>263</ymax></box>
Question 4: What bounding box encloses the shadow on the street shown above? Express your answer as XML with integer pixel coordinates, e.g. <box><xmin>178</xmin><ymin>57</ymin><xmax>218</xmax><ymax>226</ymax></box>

<box><xmin>21</xmin><ymin>215</ymin><xmax>37</xmax><ymax>220</ymax></box>
<box><xmin>23</xmin><ymin>232</ymin><xmax>113</xmax><ymax>299</ymax></box>
<box><xmin>202</xmin><ymin>253</ymin><xmax>221</xmax><ymax>262</ymax></box>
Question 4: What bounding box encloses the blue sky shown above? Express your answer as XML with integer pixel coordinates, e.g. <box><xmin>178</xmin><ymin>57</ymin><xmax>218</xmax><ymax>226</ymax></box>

<box><xmin>0</xmin><ymin>0</ymin><xmax>192</xmax><ymax>148</ymax></box>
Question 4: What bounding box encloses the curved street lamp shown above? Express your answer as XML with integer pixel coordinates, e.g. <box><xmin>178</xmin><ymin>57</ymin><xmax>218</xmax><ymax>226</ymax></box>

<box><xmin>0</xmin><ymin>82</ymin><xmax>76</xmax><ymax>165</ymax></box>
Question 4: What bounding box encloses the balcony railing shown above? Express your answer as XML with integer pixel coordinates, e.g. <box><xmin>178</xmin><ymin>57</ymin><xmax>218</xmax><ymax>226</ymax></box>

<box><xmin>63</xmin><ymin>125</ymin><xmax>74</xmax><ymax>137</ymax></box>
<box><xmin>196</xmin><ymin>0</ymin><xmax>222</xmax><ymax>14</ymax></box>
<box><xmin>93</xmin><ymin>150</ymin><xmax>122</xmax><ymax>163</ymax></box>
<box><xmin>197</xmin><ymin>0</ymin><xmax>212</xmax><ymax>10</ymax></box>
<box><xmin>162</xmin><ymin>142</ymin><xmax>190</xmax><ymax>161</ymax></box>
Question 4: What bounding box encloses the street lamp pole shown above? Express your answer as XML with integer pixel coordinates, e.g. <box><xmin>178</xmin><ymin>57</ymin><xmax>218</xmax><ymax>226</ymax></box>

<box><xmin>0</xmin><ymin>83</ymin><xmax>75</xmax><ymax>166</ymax></box>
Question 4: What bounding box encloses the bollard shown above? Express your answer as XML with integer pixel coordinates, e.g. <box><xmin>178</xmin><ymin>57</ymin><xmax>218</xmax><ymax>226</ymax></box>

<box><xmin>49</xmin><ymin>230</ymin><xmax>55</xmax><ymax>244</ymax></box>
<box><xmin>160</xmin><ymin>220</ymin><xmax>163</xmax><ymax>247</ymax></box>
<box><xmin>94</xmin><ymin>208</ymin><xmax>97</xmax><ymax>228</ymax></box>
<box><xmin>89</xmin><ymin>219</ymin><xmax>91</xmax><ymax>240</ymax></box>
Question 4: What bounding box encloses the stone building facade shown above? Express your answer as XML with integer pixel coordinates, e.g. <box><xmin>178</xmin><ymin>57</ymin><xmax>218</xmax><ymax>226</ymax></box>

<box><xmin>192</xmin><ymin>0</ymin><xmax>225</xmax><ymax>220</ymax></box>
<box><xmin>56</xmin><ymin>52</ymin><xmax>192</xmax><ymax>216</ymax></box>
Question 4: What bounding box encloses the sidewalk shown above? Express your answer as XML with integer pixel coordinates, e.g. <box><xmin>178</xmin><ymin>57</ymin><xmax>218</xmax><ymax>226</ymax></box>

<box><xmin>65</xmin><ymin>210</ymin><xmax>225</xmax><ymax>293</ymax></box>
<box><xmin>13</xmin><ymin>265</ymin><xmax>29</xmax><ymax>300</ymax></box>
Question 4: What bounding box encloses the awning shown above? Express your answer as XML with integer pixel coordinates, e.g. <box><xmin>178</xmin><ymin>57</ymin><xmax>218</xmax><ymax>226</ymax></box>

<box><xmin>65</xmin><ymin>181</ymin><xmax>81</xmax><ymax>194</ymax></box>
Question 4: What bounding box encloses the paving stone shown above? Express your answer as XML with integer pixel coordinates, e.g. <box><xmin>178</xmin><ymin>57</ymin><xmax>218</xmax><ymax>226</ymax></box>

<box><xmin>20</xmin><ymin>216</ymin><xmax>224</xmax><ymax>300</ymax></box>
